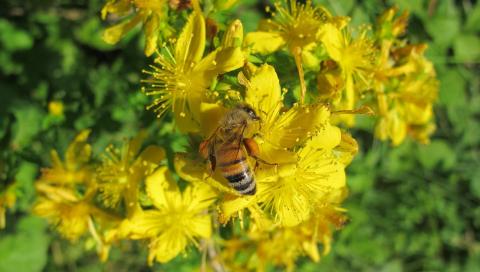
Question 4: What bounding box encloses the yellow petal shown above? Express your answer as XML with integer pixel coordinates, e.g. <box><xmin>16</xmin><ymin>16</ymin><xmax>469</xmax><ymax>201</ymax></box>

<box><xmin>101</xmin><ymin>0</ymin><xmax>131</xmax><ymax>20</ymax></box>
<box><xmin>193</xmin><ymin>46</ymin><xmax>244</xmax><ymax>83</ymax></box>
<box><xmin>303</xmin><ymin>239</ymin><xmax>320</xmax><ymax>262</ymax></box>
<box><xmin>256</xmin><ymin>141</ymin><xmax>297</xmax><ymax>165</ymax></box>
<box><xmin>245</xmin><ymin>64</ymin><xmax>282</xmax><ymax>117</ymax></box>
<box><xmin>244</xmin><ymin>31</ymin><xmax>286</xmax><ymax>54</ymax></box>
<box><xmin>103</xmin><ymin>14</ymin><xmax>143</xmax><ymax>44</ymax></box>
<box><xmin>409</xmin><ymin>122</ymin><xmax>435</xmax><ymax>144</ymax></box>
<box><xmin>375</xmin><ymin>116</ymin><xmax>389</xmax><ymax>141</ymax></box>
<box><xmin>143</xmin><ymin>14</ymin><xmax>160</xmax><ymax>56</ymax></box>
<box><xmin>116</xmin><ymin>210</ymin><xmax>164</xmax><ymax>239</ymax></box>
<box><xmin>302</xmin><ymin>48</ymin><xmax>320</xmax><ymax>70</ymax></box>
<box><xmin>148</xmin><ymin>231</ymin><xmax>188</xmax><ymax>264</ymax></box>
<box><xmin>146</xmin><ymin>167</ymin><xmax>177</xmax><ymax>209</ymax></box>
<box><xmin>404</xmin><ymin>103</ymin><xmax>433</xmax><ymax>124</ymax></box>
<box><xmin>49</xmin><ymin>149</ymin><xmax>63</xmax><ymax>168</ymax></box>
<box><xmin>65</xmin><ymin>130</ymin><xmax>91</xmax><ymax>170</ymax></box>
<box><xmin>334</xmin><ymin>132</ymin><xmax>358</xmax><ymax>166</ymax></box>
<box><xmin>298</xmin><ymin>136</ymin><xmax>346</xmax><ymax>189</ymax></box>
<box><xmin>183</xmin><ymin>182</ymin><xmax>216</xmax><ymax>211</ymax></box>
<box><xmin>220</xmin><ymin>195</ymin><xmax>256</xmax><ymax>223</ymax></box>
<box><xmin>174</xmin><ymin>153</ymin><xmax>240</xmax><ymax>195</ymax></box>
<box><xmin>221</xmin><ymin>19</ymin><xmax>243</xmax><ymax>48</ymax></box>
<box><xmin>198</xmin><ymin>102</ymin><xmax>227</xmax><ymax>137</ymax></box>
<box><xmin>263</xmin><ymin>104</ymin><xmax>332</xmax><ymax>151</ymax></box>
<box><xmin>273</xmin><ymin>183</ymin><xmax>311</xmax><ymax>227</ymax></box>
<box><xmin>188</xmin><ymin>215</ymin><xmax>212</xmax><ymax>238</ymax></box>
<box><xmin>174</xmin><ymin>98</ymin><xmax>201</xmax><ymax>134</ymax></box>
<box><xmin>248</xmin><ymin>205</ymin><xmax>273</xmax><ymax>230</ymax></box>
<box><xmin>318</xmin><ymin>23</ymin><xmax>343</xmax><ymax>62</ymax></box>
<box><xmin>126</xmin><ymin>131</ymin><xmax>147</xmax><ymax>160</ymax></box>
<box><xmin>307</xmin><ymin>124</ymin><xmax>342</xmax><ymax>150</ymax></box>
<box><xmin>212</xmin><ymin>46</ymin><xmax>245</xmax><ymax>74</ymax></box>
<box><xmin>317</xmin><ymin>67</ymin><xmax>344</xmax><ymax>99</ymax></box>
<box><xmin>175</xmin><ymin>12</ymin><xmax>205</xmax><ymax>69</ymax></box>
<box><xmin>137</xmin><ymin>145</ymin><xmax>166</xmax><ymax>165</ymax></box>
<box><xmin>390</xmin><ymin>114</ymin><xmax>407</xmax><ymax>146</ymax></box>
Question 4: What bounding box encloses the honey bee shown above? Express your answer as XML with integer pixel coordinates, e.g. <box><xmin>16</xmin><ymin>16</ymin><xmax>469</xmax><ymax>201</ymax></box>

<box><xmin>199</xmin><ymin>105</ymin><xmax>263</xmax><ymax>195</ymax></box>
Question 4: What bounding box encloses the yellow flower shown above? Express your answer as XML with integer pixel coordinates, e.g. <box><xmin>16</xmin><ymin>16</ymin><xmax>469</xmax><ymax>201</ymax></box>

<box><xmin>221</xmin><ymin>199</ymin><xmax>347</xmax><ymax>271</ymax></box>
<box><xmin>245</xmin><ymin>0</ymin><xmax>330</xmax><ymax>54</ymax></box>
<box><xmin>34</xmin><ymin>131</ymin><xmax>120</xmax><ymax>247</ymax></box>
<box><xmin>318</xmin><ymin>21</ymin><xmax>376</xmax><ymax>126</ymax></box>
<box><xmin>34</xmin><ymin>183</ymin><xmax>119</xmax><ymax>242</ymax></box>
<box><xmin>48</xmin><ymin>101</ymin><xmax>64</xmax><ymax>116</ymax></box>
<box><xmin>33</xmin><ymin>131</ymin><xmax>122</xmax><ymax>261</ymax></box>
<box><xmin>34</xmin><ymin>184</ymin><xmax>93</xmax><ymax>240</ymax></box>
<box><xmin>252</xmin><ymin>131</ymin><xmax>345</xmax><ymax>227</ymax></box>
<box><xmin>142</xmin><ymin>11</ymin><xmax>244</xmax><ymax>133</ymax></box>
<box><xmin>243</xmin><ymin>64</ymin><xmax>332</xmax><ymax>164</ymax></box>
<box><xmin>245</xmin><ymin>0</ymin><xmax>331</xmax><ymax>103</ymax></box>
<box><xmin>96</xmin><ymin>132</ymin><xmax>165</xmax><ymax>217</ymax></box>
<box><xmin>40</xmin><ymin>130</ymin><xmax>93</xmax><ymax>186</ymax></box>
<box><xmin>0</xmin><ymin>182</ymin><xmax>16</xmax><ymax>229</ymax></box>
<box><xmin>372</xmin><ymin>8</ymin><xmax>438</xmax><ymax>145</ymax></box>
<box><xmin>101</xmin><ymin>0</ymin><xmax>172</xmax><ymax>56</ymax></box>
<box><xmin>253</xmin><ymin>206</ymin><xmax>346</xmax><ymax>271</ymax></box>
<box><xmin>111</xmin><ymin>167</ymin><xmax>216</xmax><ymax>264</ymax></box>
<box><xmin>377</xmin><ymin>7</ymin><xmax>409</xmax><ymax>40</ymax></box>
<box><xmin>175</xmin><ymin>64</ymin><xmax>348</xmax><ymax>227</ymax></box>
<box><xmin>243</xmin><ymin>64</ymin><xmax>346</xmax><ymax>227</ymax></box>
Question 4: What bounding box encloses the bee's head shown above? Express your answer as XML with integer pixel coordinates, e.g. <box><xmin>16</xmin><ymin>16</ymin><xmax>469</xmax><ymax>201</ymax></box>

<box><xmin>239</xmin><ymin>104</ymin><xmax>260</xmax><ymax>121</ymax></box>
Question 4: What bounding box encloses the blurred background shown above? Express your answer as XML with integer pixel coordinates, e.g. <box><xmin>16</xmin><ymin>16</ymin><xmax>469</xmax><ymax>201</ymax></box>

<box><xmin>1</xmin><ymin>0</ymin><xmax>479</xmax><ymax>271</ymax></box>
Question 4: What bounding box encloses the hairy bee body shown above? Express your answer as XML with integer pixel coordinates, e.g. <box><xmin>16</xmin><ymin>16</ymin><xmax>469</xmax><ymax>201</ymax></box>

<box><xmin>200</xmin><ymin>105</ymin><xmax>260</xmax><ymax>195</ymax></box>
<box><xmin>215</xmin><ymin>138</ymin><xmax>256</xmax><ymax>195</ymax></box>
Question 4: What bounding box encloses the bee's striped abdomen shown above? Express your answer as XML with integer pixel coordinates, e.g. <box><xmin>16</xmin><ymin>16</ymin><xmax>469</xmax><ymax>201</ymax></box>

<box><xmin>216</xmin><ymin>144</ymin><xmax>256</xmax><ymax>195</ymax></box>
<box><xmin>225</xmin><ymin>168</ymin><xmax>256</xmax><ymax>195</ymax></box>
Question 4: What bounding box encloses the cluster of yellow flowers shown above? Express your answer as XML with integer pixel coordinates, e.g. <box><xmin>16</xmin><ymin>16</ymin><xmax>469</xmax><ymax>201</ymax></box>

<box><xmin>31</xmin><ymin>0</ymin><xmax>438</xmax><ymax>270</ymax></box>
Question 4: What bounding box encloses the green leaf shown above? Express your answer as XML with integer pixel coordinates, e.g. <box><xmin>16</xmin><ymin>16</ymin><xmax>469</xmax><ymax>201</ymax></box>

<box><xmin>425</xmin><ymin>0</ymin><xmax>460</xmax><ymax>47</ymax></box>
<box><xmin>438</xmin><ymin>69</ymin><xmax>466</xmax><ymax>108</ymax></box>
<box><xmin>391</xmin><ymin>0</ymin><xmax>428</xmax><ymax>19</ymax></box>
<box><xmin>317</xmin><ymin>0</ymin><xmax>355</xmax><ymax>16</ymax></box>
<box><xmin>12</xmin><ymin>105</ymin><xmax>45</xmax><ymax>148</ymax></box>
<box><xmin>417</xmin><ymin>140</ymin><xmax>456</xmax><ymax>170</ymax></box>
<box><xmin>350</xmin><ymin>7</ymin><xmax>370</xmax><ymax>26</ymax></box>
<box><xmin>348</xmin><ymin>172</ymin><xmax>374</xmax><ymax>192</ymax></box>
<box><xmin>74</xmin><ymin>18</ymin><xmax>116</xmax><ymax>51</ymax></box>
<box><xmin>470</xmin><ymin>168</ymin><xmax>480</xmax><ymax>198</ymax></box>
<box><xmin>0</xmin><ymin>216</ymin><xmax>49</xmax><ymax>272</ymax></box>
<box><xmin>0</xmin><ymin>19</ymin><xmax>34</xmax><ymax>51</ymax></box>
<box><xmin>15</xmin><ymin>162</ymin><xmax>39</xmax><ymax>211</ymax></box>
<box><xmin>465</xmin><ymin>2</ymin><xmax>480</xmax><ymax>32</ymax></box>
<box><xmin>237</xmin><ymin>9</ymin><xmax>261</xmax><ymax>33</ymax></box>
<box><xmin>453</xmin><ymin>34</ymin><xmax>480</xmax><ymax>63</ymax></box>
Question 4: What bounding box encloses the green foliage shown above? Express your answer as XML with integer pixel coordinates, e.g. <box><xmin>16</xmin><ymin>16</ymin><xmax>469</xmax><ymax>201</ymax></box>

<box><xmin>304</xmin><ymin>0</ymin><xmax>480</xmax><ymax>271</ymax></box>
<box><xmin>0</xmin><ymin>0</ymin><xmax>478</xmax><ymax>271</ymax></box>
<box><xmin>0</xmin><ymin>216</ymin><xmax>49</xmax><ymax>272</ymax></box>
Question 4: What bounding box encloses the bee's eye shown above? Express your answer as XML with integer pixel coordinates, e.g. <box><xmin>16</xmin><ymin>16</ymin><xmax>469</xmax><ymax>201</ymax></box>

<box><xmin>245</xmin><ymin>107</ymin><xmax>260</xmax><ymax>120</ymax></box>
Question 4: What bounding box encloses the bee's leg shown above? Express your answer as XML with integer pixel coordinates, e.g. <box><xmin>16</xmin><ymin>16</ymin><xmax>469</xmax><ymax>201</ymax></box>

<box><xmin>199</xmin><ymin>140</ymin><xmax>210</xmax><ymax>159</ymax></box>
<box><xmin>233</xmin><ymin>122</ymin><xmax>248</xmax><ymax>159</ymax></box>
<box><xmin>203</xmin><ymin>152</ymin><xmax>216</xmax><ymax>180</ymax></box>
<box><xmin>208</xmin><ymin>153</ymin><xmax>216</xmax><ymax>173</ymax></box>
<box><xmin>243</xmin><ymin>138</ymin><xmax>278</xmax><ymax>171</ymax></box>
<box><xmin>243</xmin><ymin>138</ymin><xmax>260</xmax><ymax>157</ymax></box>
<box><xmin>200</xmin><ymin>139</ymin><xmax>216</xmax><ymax>178</ymax></box>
